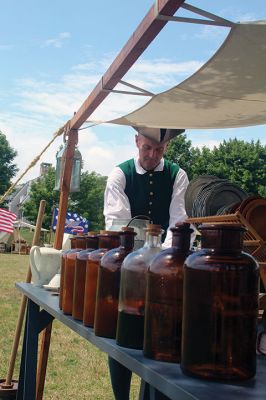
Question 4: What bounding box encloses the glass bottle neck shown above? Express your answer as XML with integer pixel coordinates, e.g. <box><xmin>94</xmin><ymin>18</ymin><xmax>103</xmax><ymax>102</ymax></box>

<box><xmin>201</xmin><ymin>229</ymin><xmax>244</xmax><ymax>253</ymax></box>
<box><xmin>120</xmin><ymin>233</ymin><xmax>135</xmax><ymax>251</ymax></box>
<box><xmin>70</xmin><ymin>238</ymin><xmax>76</xmax><ymax>249</ymax></box>
<box><xmin>75</xmin><ymin>236</ymin><xmax>87</xmax><ymax>249</ymax></box>
<box><xmin>86</xmin><ymin>236</ymin><xmax>99</xmax><ymax>250</ymax></box>
<box><xmin>144</xmin><ymin>232</ymin><xmax>162</xmax><ymax>249</ymax></box>
<box><xmin>98</xmin><ymin>236</ymin><xmax>120</xmax><ymax>249</ymax></box>
<box><xmin>171</xmin><ymin>233</ymin><xmax>191</xmax><ymax>252</ymax></box>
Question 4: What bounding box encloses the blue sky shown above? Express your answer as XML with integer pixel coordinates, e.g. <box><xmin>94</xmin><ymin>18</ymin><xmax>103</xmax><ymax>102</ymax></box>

<box><xmin>1</xmin><ymin>0</ymin><xmax>266</xmax><ymax>182</ymax></box>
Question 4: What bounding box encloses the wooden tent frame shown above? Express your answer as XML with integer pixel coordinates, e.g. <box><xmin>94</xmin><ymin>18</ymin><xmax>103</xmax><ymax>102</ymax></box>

<box><xmin>36</xmin><ymin>1</ymin><xmax>243</xmax><ymax>398</ymax></box>
<box><xmin>54</xmin><ymin>0</ymin><xmax>186</xmax><ymax>251</ymax></box>
<box><xmin>39</xmin><ymin>2</ymin><xmax>188</xmax><ymax>398</ymax></box>
<box><xmin>54</xmin><ymin>0</ymin><xmax>234</xmax><ymax>250</ymax></box>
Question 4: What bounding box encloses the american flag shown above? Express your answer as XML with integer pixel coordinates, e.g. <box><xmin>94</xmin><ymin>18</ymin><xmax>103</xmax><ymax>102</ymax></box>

<box><xmin>0</xmin><ymin>208</ymin><xmax>17</xmax><ymax>234</ymax></box>
<box><xmin>52</xmin><ymin>207</ymin><xmax>90</xmax><ymax>234</ymax></box>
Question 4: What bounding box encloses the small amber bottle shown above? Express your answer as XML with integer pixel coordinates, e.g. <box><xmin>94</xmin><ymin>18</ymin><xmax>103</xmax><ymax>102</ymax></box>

<box><xmin>59</xmin><ymin>237</ymin><xmax>76</xmax><ymax>310</ymax></box>
<box><xmin>83</xmin><ymin>231</ymin><xmax>120</xmax><ymax>327</ymax></box>
<box><xmin>94</xmin><ymin>227</ymin><xmax>136</xmax><ymax>338</ymax></box>
<box><xmin>181</xmin><ymin>223</ymin><xmax>259</xmax><ymax>381</ymax></box>
<box><xmin>143</xmin><ymin>222</ymin><xmax>192</xmax><ymax>362</ymax></box>
<box><xmin>72</xmin><ymin>233</ymin><xmax>99</xmax><ymax>320</ymax></box>
<box><xmin>62</xmin><ymin>235</ymin><xmax>87</xmax><ymax>315</ymax></box>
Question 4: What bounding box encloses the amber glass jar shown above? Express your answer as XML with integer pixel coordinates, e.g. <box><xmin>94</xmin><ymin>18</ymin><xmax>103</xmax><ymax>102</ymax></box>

<box><xmin>143</xmin><ymin>222</ymin><xmax>193</xmax><ymax>362</ymax></box>
<box><xmin>94</xmin><ymin>228</ymin><xmax>136</xmax><ymax>338</ymax></box>
<box><xmin>59</xmin><ymin>237</ymin><xmax>76</xmax><ymax>310</ymax></box>
<box><xmin>62</xmin><ymin>235</ymin><xmax>87</xmax><ymax>315</ymax></box>
<box><xmin>83</xmin><ymin>231</ymin><xmax>120</xmax><ymax>327</ymax></box>
<box><xmin>181</xmin><ymin>223</ymin><xmax>259</xmax><ymax>381</ymax></box>
<box><xmin>72</xmin><ymin>234</ymin><xmax>99</xmax><ymax>320</ymax></box>
<box><xmin>116</xmin><ymin>224</ymin><xmax>162</xmax><ymax>349</ymax></box>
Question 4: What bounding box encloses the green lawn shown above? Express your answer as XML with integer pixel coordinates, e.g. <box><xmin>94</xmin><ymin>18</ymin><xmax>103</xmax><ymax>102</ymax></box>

<box><xmin>0</xmin><ymin>253</ymin><xmax>140</xmax><ymax>399</ymax></box>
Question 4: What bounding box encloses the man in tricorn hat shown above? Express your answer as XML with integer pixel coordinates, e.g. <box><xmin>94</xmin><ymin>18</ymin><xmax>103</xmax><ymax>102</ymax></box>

<box><xmin>104</xmin><ymin>126</ymin><xmax>190</xmax><ymax>400</ymax></box>
<box><xmin>104</xmin><ymin>125</ymin><xmax>188</xmax><ymax>247</ymax></box>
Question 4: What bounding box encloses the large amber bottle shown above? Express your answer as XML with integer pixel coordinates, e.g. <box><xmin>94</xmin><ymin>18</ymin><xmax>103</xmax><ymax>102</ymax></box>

<box><xmin>94</xmin><ymin>227</ymin><xmax>136</xmax><ymax>338</ymax></box>
<box><xmin>116</xmin><ymin>224</ymin><xmax>162</xmax><ymax>349</ymax></box>
<box><xmin>143</xmin><ymin>222</ymin><xmax>193</xmax><ymax>362</ymax></box>
<box><xmin>62</xmin><ymin>235</ymin><xmax>87</xmax><ymax>315</ymax></box>
<box><xmin>181</xmin><ymin>223</ymin><xmax>259</xmax><ymax>381</ymax></box>
<box><xmin>72</xmin><ymin>233</ymin><xmax>99</xmax><ymax>320</ymax></box>
<box><xmin>59</xmin><ymin>237</ymin><xmax>76</xmax><ymax>310</ymax></box>
<box><xmin>83</xmin><ymin>231</ymin><xmax>120</xmax><ymax>327</ymax></box>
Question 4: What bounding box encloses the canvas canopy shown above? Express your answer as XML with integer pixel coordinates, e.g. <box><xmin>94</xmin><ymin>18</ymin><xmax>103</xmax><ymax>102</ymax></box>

<box><xmin>111</xmin><ymin>21</ymin><xmax>266</xmax><ymax>135</ymax></box>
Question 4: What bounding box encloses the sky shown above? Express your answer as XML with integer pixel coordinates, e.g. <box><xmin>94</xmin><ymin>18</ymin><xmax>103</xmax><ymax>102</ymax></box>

<box><xmin>1</xmin><ymin>0</ymin><xmax>266</xmax><ymax>183</ymax></box>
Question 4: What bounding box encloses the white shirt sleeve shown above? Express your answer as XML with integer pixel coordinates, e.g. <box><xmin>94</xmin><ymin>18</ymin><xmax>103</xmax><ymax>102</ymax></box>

<box><xmin>104</xmin><ymin>167</ymin><xmax>132</xmax><ymax>229</ymax></box>
<box><xmin>162</xmin><ymin>168</ymin><xmax>190</xmax><ymax>248</ymax></box>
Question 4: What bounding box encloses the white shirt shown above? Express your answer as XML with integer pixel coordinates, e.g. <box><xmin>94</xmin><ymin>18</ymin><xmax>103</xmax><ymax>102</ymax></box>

<box><xmin>104</xmin><ymin>157</ymin><xmax>189</xmax><ymax>248</ymax></box>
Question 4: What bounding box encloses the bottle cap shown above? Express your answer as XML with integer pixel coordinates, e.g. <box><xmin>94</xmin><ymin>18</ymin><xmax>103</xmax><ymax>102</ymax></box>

<box><xmin>99</xmin><ymin>230</ymin><xmax>120</xmax><ymax>235</ymax></box>
<box><xmin>145</xmin><ymin>223</ymin><xmax>162</xmax><ymax>236</ymax></box>
<box><xmin>121</xmin><ymin>226</ymin><xmax>135</xmax><ymax>232</ymax></box>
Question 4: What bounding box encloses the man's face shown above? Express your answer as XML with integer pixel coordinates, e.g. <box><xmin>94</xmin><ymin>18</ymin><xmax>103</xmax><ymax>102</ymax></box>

<box><xmin>135</xmin><ymin>134</ymin><xmax>168</xmax><ymax>171</ymax></box>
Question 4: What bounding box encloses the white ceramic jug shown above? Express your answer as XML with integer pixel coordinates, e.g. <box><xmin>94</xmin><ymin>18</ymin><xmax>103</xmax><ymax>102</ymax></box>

<box><xmin>30</xmin><ymin>246</ymin><xmax>62</xmax><ymax>286</ymax></box>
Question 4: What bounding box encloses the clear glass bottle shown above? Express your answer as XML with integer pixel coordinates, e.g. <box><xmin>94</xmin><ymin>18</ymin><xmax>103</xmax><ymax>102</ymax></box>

<box><xmin>83</xmin><ymin>231</ymin><xmax>120</xmax><ymax>327</ymax></box>
<box><xmin>181</xmin><ymin>223</ymin><xmax>259</xmax><ymax>381</ymax></box>
<box><xmin>62</xmin><ymin>235</ymin><xmax>87</xmax><ymax>315</ymax></box>
<box><xmin>116</xmin><ymin>224</ymin><xmax>162</xmax><ymax>349</ymax></box>
<box><xmin>94</xmin><ymin>227</ymin><xmax>136</xmax><ymax>338</ymax></box>
<box><xmin>143</xmin><ymin>222</ymin><xmax>193</xmax><ymax>362</ymax></box>
<box><xmin>72</xmin><ymin>233</ymin><xmax>99</xmax><ymax>320</ymax></box>
<box><xmin>59</xmin><ymin>237</ymin><xmax>76</xmax><ymax>310</ymax></box>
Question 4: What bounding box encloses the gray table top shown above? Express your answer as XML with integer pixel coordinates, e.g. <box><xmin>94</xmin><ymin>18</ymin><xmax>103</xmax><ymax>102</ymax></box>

<box><xmin>16</xmin><ymin>282</ymin><xmax>266</xmax><ymax>400</ymax></box>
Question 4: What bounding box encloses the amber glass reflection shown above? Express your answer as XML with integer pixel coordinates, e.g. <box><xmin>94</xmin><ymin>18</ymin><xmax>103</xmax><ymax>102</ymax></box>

<box><xmin>83</xmin><ymin>232</ymin><xmax>120</xmax><ymax>327</ymax></box>
<box><xmin>62</xmin><ymin>235</ymin><xmax>87</xmax><ymax>315</ymax></box>
<box><xmin>144</xmin><ymin>223</ymin><xmax>192</xmax><ymax>362</ymax></box>
<box><xmin>116</xmin><ymin>224</ymin><xmax>162</xmax><ymax>349</ymax></box>
<box><xmin>72</xmin><ymin>234</ymin><xmax>99</xmax><ymax>320</ymax></box>
<box><xmin>59</xmin><ymin>237</ymin><xmax>76</xmax><ymax>310</ymax></box>
<box><xmin>181</xmin><ymin>223</ymin><xmax>259</xmax><ymax>381</ymax></box>
<box><xmin>94</xmin><ymin>228</ymin><xmax>136</xmax><ymax>338</ymax></box>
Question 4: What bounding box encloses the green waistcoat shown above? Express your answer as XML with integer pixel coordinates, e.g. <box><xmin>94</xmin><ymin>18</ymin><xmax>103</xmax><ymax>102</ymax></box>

<box><xmin>118</xmin><ymin>158</ymin><xmax>179</xmax><ymax>239</ymax></box>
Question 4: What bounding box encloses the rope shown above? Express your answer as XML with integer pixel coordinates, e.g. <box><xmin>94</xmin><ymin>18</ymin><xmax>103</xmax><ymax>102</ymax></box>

<box><xmin>0</xmin><ymin>122</ymin><xmax>69</xmax><ymax>206</ymax></box>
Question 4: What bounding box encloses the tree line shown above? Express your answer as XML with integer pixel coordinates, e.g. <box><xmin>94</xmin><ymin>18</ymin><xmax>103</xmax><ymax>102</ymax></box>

<box><xmin>1</xmin><ymin>130</ymin><xmax>266</xmax><ymax>231</ymax></box>
<box><xmin>165</xmin><ymin>134</ymin><xmax>266</xmax><ymax>197</ymax></box>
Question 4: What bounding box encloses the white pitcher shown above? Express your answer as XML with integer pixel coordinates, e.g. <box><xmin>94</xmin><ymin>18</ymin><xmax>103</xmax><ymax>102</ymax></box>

<box><xmin>30</xmin><ymin>246</ymin><xmax>62</xmax><ymax>286</ymax></box>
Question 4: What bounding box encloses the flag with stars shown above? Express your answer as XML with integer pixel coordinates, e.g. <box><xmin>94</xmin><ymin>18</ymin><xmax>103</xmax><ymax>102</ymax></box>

<box><xmin>52</xmin><ymin>208</ymin><xmax>90</xmax><ymax>234</ymax></box>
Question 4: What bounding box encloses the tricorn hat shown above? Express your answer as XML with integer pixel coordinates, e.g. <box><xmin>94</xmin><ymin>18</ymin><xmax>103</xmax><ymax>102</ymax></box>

<box><xmin>132</xmin><ymin>126</ymin><xmax>185</xmax><ymax>143</ymax></box>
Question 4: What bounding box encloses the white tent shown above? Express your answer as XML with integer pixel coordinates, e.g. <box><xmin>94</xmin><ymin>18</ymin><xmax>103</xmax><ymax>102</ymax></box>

<box><xmin>0</xmin><ymin>221</ymin><xmax>48</xmax><ymax>247</ymax></box>
<box><xmin>13</xmin><ymin>220</ymin><xmax>48</xmax><ymax>232</ymax></box>
<box><xmin>111</xmin><ymin>21</ymin><xmax>266</xmax><ymax>135</ymax></box>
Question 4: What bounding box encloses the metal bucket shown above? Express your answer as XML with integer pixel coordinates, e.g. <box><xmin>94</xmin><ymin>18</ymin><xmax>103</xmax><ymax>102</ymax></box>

<box><xmin>110</xmin><ymin>216</ymin><xmax>151</xmax><ymax>249</ymax></box>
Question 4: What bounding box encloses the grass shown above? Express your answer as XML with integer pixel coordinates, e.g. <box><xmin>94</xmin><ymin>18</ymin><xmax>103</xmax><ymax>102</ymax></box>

<box><xmin>0</xmin><ymin>253</ymin><xmax>141</xmax><ymax>399</ymax></box>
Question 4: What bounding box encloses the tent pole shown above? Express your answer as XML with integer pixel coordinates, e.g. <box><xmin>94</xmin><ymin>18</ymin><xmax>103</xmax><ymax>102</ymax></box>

<box><xmin>36</xmin><ymin>130</ymin><xmax>78</xmax><ymax>400</ymax></box>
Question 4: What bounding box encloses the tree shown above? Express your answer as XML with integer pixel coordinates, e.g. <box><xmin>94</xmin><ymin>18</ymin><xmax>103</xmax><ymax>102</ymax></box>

<box><xmin>164</xmin><ymin>134</ymin><xmax>197</xmax><ymax>179</ymax></box>
<box><xmin>0</xmin><ymin>130</ymin><xmax>18</xmax><ymax>198</ymax></box>
<box><xmin>22</xmin><ymin>167</ymin><xmax>59</xmax><ymax>229</ymax></box>
<box><xmin>191</xmin><ymin>139</ymin><xmax>266</xmax><ymax>196</ymax></box>
<box><xmin>70</xmin><ymin>171</ymin><xmax>107</xmax><ymax>231</ymax></box>
<box><xmin>23</xmin><ymin>168</ymin><xmax>107</xmax><ymax>231</ymax></box>
<box><xmin>165</xmin><ymin>135</ymin><xmax>266</xmax><ymax>196</ymax></box>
